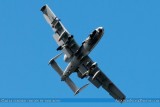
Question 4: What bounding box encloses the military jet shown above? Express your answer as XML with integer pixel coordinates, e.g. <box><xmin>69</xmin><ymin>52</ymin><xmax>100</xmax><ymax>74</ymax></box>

<box><xmin>41</xmin><ymin>5</ymin><xmax>126</xmax><ymax>102</ymax></box>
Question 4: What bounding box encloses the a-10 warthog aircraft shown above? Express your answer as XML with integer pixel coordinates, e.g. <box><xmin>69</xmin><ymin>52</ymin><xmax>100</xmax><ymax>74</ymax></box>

<box><xmin>41</xmin><ymin>4</ymin><xmax>126</xmax><ymax>102</ymax></box>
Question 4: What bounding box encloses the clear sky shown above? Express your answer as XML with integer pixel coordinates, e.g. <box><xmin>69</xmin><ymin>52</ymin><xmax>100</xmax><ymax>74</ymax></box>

<box><xmin>0</xmin><ymin>0</ymin><xmax>160</xmax><ymax>107</ymax></box>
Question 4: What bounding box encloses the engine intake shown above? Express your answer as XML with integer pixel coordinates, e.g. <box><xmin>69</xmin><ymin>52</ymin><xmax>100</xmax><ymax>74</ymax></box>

<box><xmin>64</xmin><ymin>54</ymin><xmax>71</xmax><ymax>62</ymax></box>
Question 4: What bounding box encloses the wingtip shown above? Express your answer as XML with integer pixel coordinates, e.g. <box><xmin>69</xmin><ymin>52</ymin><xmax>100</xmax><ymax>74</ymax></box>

<box><xmin>117</xmin><ymin>97</ymin><xmax>126</xmax><ymax>103</ymax></box>
<box><xmin>40</xmin><ymin>5</ymin><xmax>47</xmax><ymax>11</ymax></box>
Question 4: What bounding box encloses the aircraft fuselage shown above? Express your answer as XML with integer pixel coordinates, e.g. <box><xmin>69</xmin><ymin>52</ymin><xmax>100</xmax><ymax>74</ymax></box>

<box><xmin>61</xmin><ymin>27</ymin><xmax>104</xmax><ymax>81</ymax></box>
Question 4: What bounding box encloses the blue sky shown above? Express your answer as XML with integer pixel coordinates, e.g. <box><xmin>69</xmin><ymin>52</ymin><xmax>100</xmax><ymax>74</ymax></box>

<box><xmin>0</xmin><ymin>0</ymin><xmax>160</xmax><ymax>107</ymax></box>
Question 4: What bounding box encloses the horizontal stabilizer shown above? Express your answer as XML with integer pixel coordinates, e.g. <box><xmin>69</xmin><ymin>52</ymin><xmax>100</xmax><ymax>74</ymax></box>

<box><xmin>49</xmin><ymin>55</ymin><xmax>89</xmax><ymax>95</ymax></box>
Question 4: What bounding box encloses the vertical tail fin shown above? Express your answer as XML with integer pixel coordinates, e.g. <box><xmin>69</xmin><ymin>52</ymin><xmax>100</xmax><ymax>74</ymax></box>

<box><xmin>49</xmin><ymin>53</ymin><xmax>89</xmax><ymax>95</ymax></box>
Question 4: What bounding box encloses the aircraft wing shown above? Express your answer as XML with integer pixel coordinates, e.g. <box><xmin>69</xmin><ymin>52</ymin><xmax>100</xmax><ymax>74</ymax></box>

<box><xmin>41</xmin><ymin>5</ymin><xmax>79</xmax><ymax>58</ymax></box>
<box><xmin>78</xmin><ymin>56</ymin><xmax>126</xmax><ymax>101</ymax></box>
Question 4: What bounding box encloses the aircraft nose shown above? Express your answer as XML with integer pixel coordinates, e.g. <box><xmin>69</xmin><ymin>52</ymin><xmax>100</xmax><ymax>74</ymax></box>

<box><xmin>98</xmin><ymin>27</ymin><xmax>104</xmax><ymax>33</ymax></box>
<box><xmin>97</xmin><ymin>27</ymin><xmax>104</xmax><ymax>36</ymax></box>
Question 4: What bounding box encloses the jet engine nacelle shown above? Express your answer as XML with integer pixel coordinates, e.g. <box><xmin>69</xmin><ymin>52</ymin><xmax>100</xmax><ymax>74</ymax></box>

<box><xmin>64</xmin><ymin>54</ymin><xmax>72</xmax><ymax>62</ymax></box>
